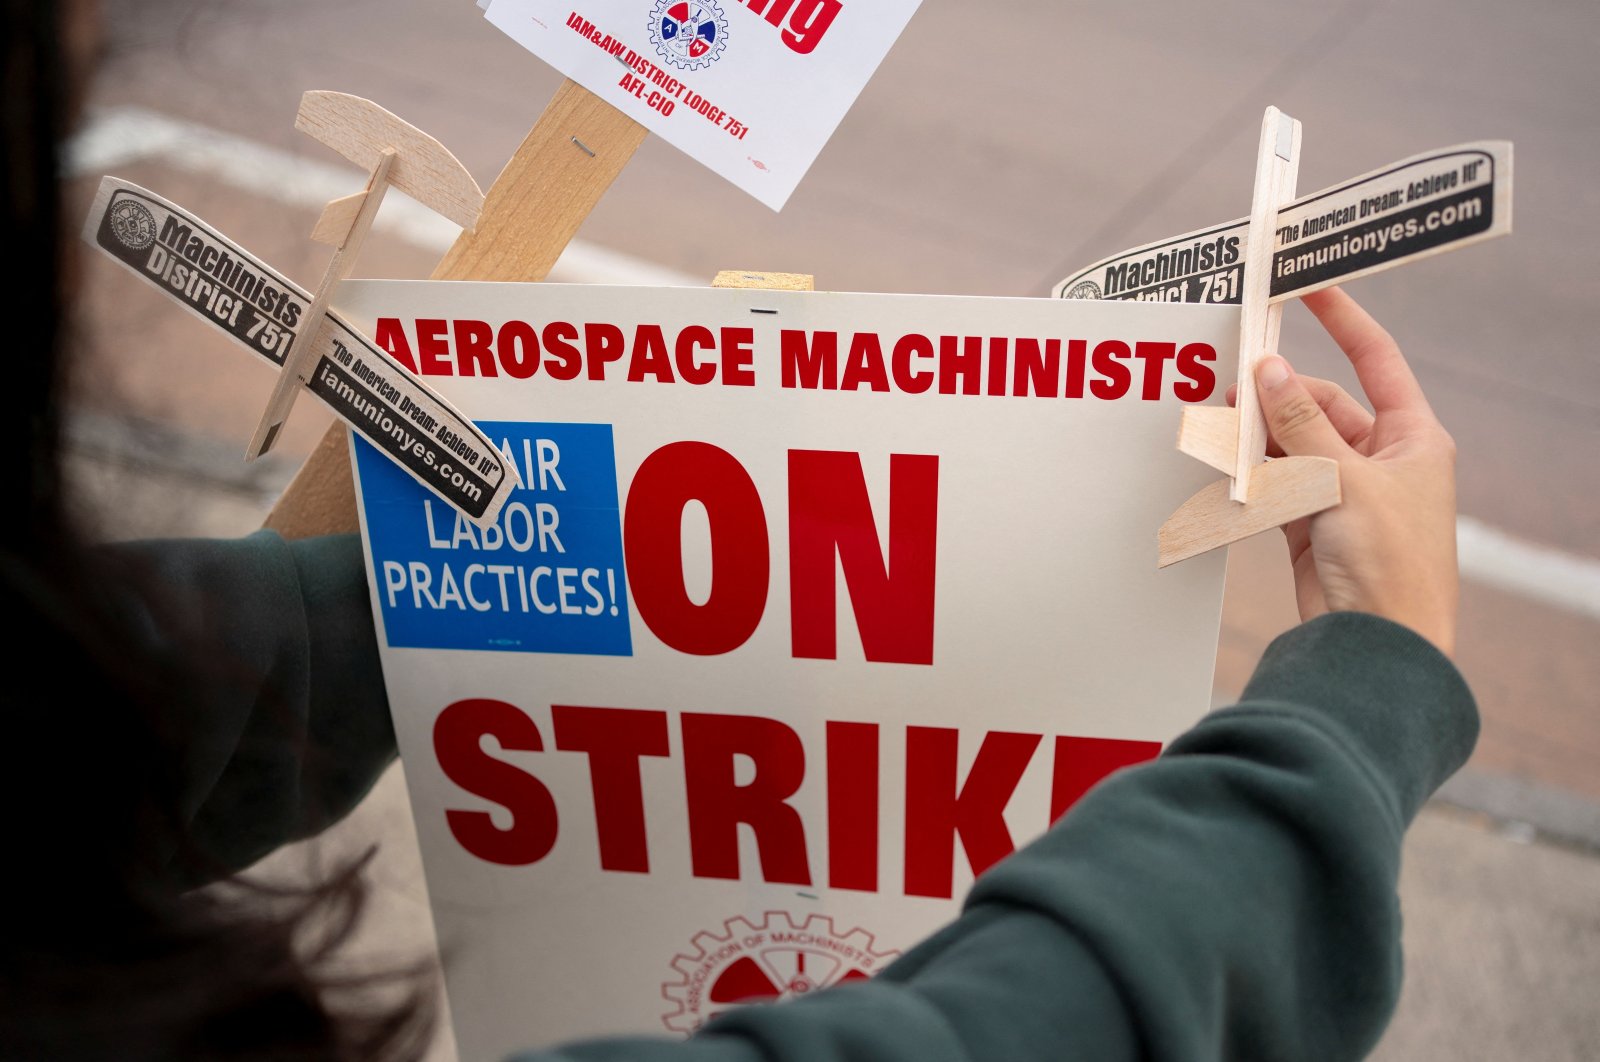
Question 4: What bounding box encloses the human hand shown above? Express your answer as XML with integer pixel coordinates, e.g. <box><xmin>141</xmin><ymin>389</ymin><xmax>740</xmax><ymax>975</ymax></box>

<box><xmin>1229</xmin><ymin>287</ymin><xmax>1459</xmax><ymax>655</ymax></box>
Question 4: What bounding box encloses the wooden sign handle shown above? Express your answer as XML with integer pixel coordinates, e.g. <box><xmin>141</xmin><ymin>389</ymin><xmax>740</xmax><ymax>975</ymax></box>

<box><xmin>263</xmin><ymin>81</ymin><xmax>646</xmax><ymax>539</ymax></box>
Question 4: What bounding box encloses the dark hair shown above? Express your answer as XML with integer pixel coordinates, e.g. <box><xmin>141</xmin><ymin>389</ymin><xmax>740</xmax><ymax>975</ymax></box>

<box><xmin>6</xmin><ymin>0</ymin><xmax>70</xmax><ymax>547</ymax></box>
<box><xmin>0</xmin><ymin>2</ymin><xmax>433</xmax><ymax>1057</ymax></box>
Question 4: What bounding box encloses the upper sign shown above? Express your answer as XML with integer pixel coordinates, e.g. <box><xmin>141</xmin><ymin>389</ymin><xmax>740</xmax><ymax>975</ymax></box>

<box><xmin>481</xmin><ymin>0</ymin><xmax>922</xmax><ymax>210</ymax></box>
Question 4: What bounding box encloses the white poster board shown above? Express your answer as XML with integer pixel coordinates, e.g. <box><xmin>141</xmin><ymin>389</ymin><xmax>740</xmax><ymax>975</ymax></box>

<box><xmin>337</xmin><ymin>281</ymin><xmax>1236</xmax><ymax>1059</ymax></box>
<box><xmin>481</xmin><ymin>0</ymin><xmax>922</xmax><ymax>209</ymax></box>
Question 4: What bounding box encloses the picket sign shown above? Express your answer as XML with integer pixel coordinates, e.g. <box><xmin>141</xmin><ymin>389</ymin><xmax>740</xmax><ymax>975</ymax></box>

<box><xmin>265</xmin><ymin>81</ymin><xmax>646</xmax><ymax>539</ymax></box>
<box><xmin>1156</xmin><ymin>108</ymin><xmax>1340</xmax><ymax>567</ymax></box>
<box><xmin>333</xmin><ymin>272</ymin><xmax>1237</xmax><ymax>1057</ymax></box>
<box><xmin>258</xmin><ymin>70</ymin><xmax>1221</xmax><ymax>1060</ymax></box>
<box><xmin>480</xmin><ymin>0</ymin><xmax>923</xmax><ymax>210</ymax></box>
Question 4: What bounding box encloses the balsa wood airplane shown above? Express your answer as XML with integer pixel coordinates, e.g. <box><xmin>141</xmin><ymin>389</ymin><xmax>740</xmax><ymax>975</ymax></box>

<box><xmin>1157</xmin><ymin>108</ymin><xmax>1342</xmax><ymax>568</ymax></box>
<box><xmin>246</xmin><ymin>91</ymin><xmax>488</xmax><ymax>461</ymax></box>
<box><xmin>82</xmin><ymin>92</ymin><xmax>520</xmax><ymax>527</ymax></box>
<box><xmin>1047</xmin><ymin>108</ymin><xmax>1511</xmax><ymax>567</ymax></box>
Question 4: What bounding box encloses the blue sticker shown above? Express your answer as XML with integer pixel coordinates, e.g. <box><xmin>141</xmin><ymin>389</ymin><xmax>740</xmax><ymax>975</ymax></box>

<box><xmin>355</xmin><ymin>421</ymin><xmax>633</xmax><ymax>656</ymax></box>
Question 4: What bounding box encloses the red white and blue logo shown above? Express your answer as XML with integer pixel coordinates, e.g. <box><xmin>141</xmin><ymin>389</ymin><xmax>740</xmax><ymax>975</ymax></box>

<box><xmin>649</xmin><ymin>0</ymin><xmax>729</xmax><ymax>70</ymax></box>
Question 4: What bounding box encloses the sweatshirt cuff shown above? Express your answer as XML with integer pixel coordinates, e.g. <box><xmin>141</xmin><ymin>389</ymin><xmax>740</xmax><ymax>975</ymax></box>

<box><xmin>1229</xmin><ymin>611</ymin><xmax>1478</xmax><ymax>824</ymax></box>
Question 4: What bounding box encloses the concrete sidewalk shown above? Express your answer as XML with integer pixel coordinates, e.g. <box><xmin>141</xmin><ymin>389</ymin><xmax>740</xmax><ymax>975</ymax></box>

<box><xmin>65</xmin><ymin>417</ymin><xmax>1600</xmax><ymax>1060</ymax></box>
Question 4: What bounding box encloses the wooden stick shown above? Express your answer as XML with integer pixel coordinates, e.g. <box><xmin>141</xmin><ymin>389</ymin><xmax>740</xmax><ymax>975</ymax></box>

<box><xmin>246</xmin><ymin>148</ymin><xmax>395</xmax><ymax>460</ymax></box>
<box><xmin>431</xmin><ymin>82</ymin><xmax>647</xmax><ymax>283</ymax></box>
<box><xmin>1159</xmin><ymin>454</ymin><xmax>1339</xmax><ymax>567</ymax></box>
<box><xmin>251</xmin><ymin>90</ymin><xmax>498</xmax><ymax>462</ymax></box>
<box><xmin>311</xmin><ymin>192</ymin><xmax>366</xmax><ymax>245</ymax></box>
<box><xmin>1175</xmin><ymin>406</ymin><xmax>1239</xmax><ymax>476</ymax></box>
<box><xmin>296</xmin><ymin>91</ymin><xmax>485</xmax><ymax>230</ymax></box>
<box><xmin>1156</xmin><ymin>107</ymin><xmax>1337</xmax><ymax>567</ymax></box>
<box><xmin>264</xmin><ymin>81</ymin><xmax>646</xmax><ymax>538</ymax></box>
<box><xmin>1230</xmin><ymin>107</ymin><xmax>1300</xmax><ymax>502</ymax></box>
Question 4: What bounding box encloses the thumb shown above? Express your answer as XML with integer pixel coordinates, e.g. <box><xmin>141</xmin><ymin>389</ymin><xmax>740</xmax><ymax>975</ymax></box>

<box><xmin>1255</xmin><ymin>355</ymin><xmax>1349</xmax><ymax>459</ymax></box>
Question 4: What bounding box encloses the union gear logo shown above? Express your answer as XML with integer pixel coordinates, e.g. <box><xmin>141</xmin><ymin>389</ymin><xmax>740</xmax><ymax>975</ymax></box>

<box><xmin>1064</xmin><ymin>279</ymin><xmax>1104</xmax><ymax>300</ymax></box>
<box><xmin>108</xmin><ymin>196</ymin><xmax>158</xmax><ymax>251</ymax></box>
<box><xmin>649</xmin><ymin>0</ymin><xmax>729</xmax><ymax>71</ymax></box>
<box><xmin>660</xmin><ymin>911</ymin><xmax>897</xmax><ymax>1034</ymax></box>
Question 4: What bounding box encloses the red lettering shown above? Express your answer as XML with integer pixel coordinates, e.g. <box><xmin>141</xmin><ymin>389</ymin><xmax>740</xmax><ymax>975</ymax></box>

<box><xmin>826</xmin><ymin>721</ymin><xmax>879</xmax><ymax>891</ymax></box>
<box><xmin>628</xmin><ymin>324</ymin><xmax>675</xmax><ymax>383</ymax></box>
<box><xmin>782</xmin><ymin>329</ymin><xmax>835</xmax><ymax>389</ymax></box>
<box><xmin>985</xmin><ymin>337</ymin><xmax>1009</xmax><ymax>396</ymax></box>
<box><xmin>674</xmin><ymin>325</ymin><xmax>717</xmax><ymax>385</ymax></box>
<box><xmin>584</xmin><ymin>322</ymin><xmax>627</xmax><ymax>381</ymax></box>
<box><xmin>748</xmin><ymin>0</ymin><xmax>796</xmax><ymax>24</ymax></box>
<box><xmin>904</xmin><ymin>727</ymin><xmax>1042</xmax><ymax>898</ymax></box>
<box><xmin>624</xmin><ymin>442</ymin><xmax>769</xmax><ymax>655</ymax></box>
<box><xmin>417</xmin><ymin>318</ymin><xmax>451</xmax><ymax>376</ymax></box>
<box><xmin>1049</xmin><ymin>736</ymin><xmax>1161</xmax><ymax>822</ymax></box>
<box><xmin>497</xmin><ymin>320</ymin><xmax>539</xmax><ymax>379</ymax></box>
<box><xmin>374</xmin><ymin>317</ymin><xmax>417</xmax><ymax>372</ymax></box>
<box><xmin>938</xmin><ymin>335</ymin><xmax>982</xmax><ymax>395</ymax></box>
<box><xmin>840</xmin><ymin>332</ymin><xmax>889</xmax><ymax>392</ymax></box>
<box><xmin>742</xmin><ymin>0</ymin><xmax>840</xmax><ymax>55</ymax></box>
<box><xmin>721</xmin><ymin>327</ymin><xmax>755</xmax><ymax>386</ymax></box>
<box><xmin>431</xmin><ymin>693</ymin><xmax>1157</xmax><ymax>895</ymax></box>
<box><xmin>1133</xmin><ymin>341</ymin><xmax>1176</xmax><ymax>401</ymax></box>
<box><xmin>434</xmin><ymin>698</ymin><xmax>558</xmax><ymax>866</ymax></box>
<box><xmin>454</xmin><ymin>319</ymin><xmax>497</xmax><ymax>377</ymax></box>
<box><xmin>542</xmin><ymin>321</ymin><xmax>582</xmax><ymax>378</ymax></box>
<box><xmin>1089</xmin><ymin>339</ymin><xmax>1132</xmax><ymax>400</ymax></box>
<box><xmin>1174</xmin><ymin>342</ymin><xmax>1217</xmax><ymax>402</ymax></box>
<box><xmin>1013</xmin><ymin>337</ymin><xmax>1060</xmax><ymax>397</ymax></box>
<box><xmin>1064</xmin><ymin>338</ymin><xmax>1087</xmax><ymax>398</ymax></box>
<box><xmin>781</xmin><ymin>0</ymin><xmax>840</xmax><ymax>54</ymax></box>
<box><xmin>890</xmin><ymin>333</ymin><xmax>934</xmax><ymax>394</ymax></box>
<box><xmin>788</xmin><ymin>450</ymin><xmax>939</xmax><ymax>665</ymax></box>
<box><xmin>683</xmin><ymin>713</ymin><xmax>811</xmax><ymax>884</ymax></box>
<box><xmin>552</xmin><ymin>705</ymin><xmax>671</xmax><ymax>873</ymax></box>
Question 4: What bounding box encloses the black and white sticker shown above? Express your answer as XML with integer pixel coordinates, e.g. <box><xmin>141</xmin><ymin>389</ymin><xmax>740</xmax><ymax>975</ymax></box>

<box><xmin>1053</xmin><ymin>142</ymin><xmax>1511</xmax><ymax>305</ymax></box>
<box><xmin>85</xmin><ymin>177</ymin><xmax>518</xmax><ymax>524</ymax></box>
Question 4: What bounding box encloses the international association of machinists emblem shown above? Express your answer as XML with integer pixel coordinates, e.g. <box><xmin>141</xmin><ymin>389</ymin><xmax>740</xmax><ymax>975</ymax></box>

<box><xmin>107</xmin><ymin>197</ymin><xmax>158</xmax><ymax>251</ymax></box>
<box><xmin>660</xmin><ymin>911</ymin><xmax>897</xmax><ymax>1035</ymax></box>
<box><xmin>1064</xmin><ymin>279</ymin><xmax>1104</xmax><ymax>300</ymax></box>
<box><xmin>649</xmin><ymin>0</ymin><xmax>729</xmax><ymax>71</ymax></box>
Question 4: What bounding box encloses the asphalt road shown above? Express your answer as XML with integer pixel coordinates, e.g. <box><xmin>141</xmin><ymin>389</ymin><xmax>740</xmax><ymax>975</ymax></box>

<box><xmin>67</xmin><ymin>0</ymin><xmax>1600</xmax><ymax>1058</ymax></box>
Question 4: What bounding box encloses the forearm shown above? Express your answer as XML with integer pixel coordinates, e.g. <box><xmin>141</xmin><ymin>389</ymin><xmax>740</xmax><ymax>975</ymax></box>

<box><xmin>110</xmin><ymin>531</ymin><xmax>395</xmax><ymax>879</ymax></box>
<box><xmin>892</xmin><ymin>611</ymin><xmax>1477</xmax><ymax>1061</ymax></box>
<box><xmin>510</xmin><ymin>613</ymin><xmax>1476</xmax><ymax>1062</ymax></box>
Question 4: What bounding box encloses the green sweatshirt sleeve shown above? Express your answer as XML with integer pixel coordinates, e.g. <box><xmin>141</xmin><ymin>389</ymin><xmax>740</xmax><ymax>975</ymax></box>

<box><xmin>509</xmin><ymin>612</ymin><xmax>1477</xmax><ymax>1062</ymax></box>
<box><xmin>113</xmin><ymin>530</ymin><xmax>396</xmax><ymax>880</ymax></box>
